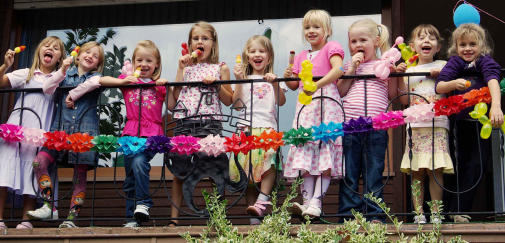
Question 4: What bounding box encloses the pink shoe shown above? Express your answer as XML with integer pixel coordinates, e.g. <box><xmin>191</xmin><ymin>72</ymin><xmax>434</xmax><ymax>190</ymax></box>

<box><xmin>16</xmin><ymin>222</ymin><xmax>33</xmax><ymax>229</ymax></box>
<box><xmin>0</xmin><ymin>221</ymin><xmax>7</xmax><ymax>230</ymax></box>
<box><xmin>246</xmin><ymin>200</ymin><xmax>271</xmax><ymax>217</ymax></box>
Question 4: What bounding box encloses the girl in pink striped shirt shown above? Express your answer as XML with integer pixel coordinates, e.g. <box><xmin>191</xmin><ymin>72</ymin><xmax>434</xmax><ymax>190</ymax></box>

<box><xmin>337</xmin><ymin>18</ymin><xmax>404</xmax><ymax>223</ymax></box>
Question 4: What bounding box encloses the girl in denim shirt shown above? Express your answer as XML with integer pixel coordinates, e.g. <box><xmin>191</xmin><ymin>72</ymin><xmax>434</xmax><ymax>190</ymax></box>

<box><xmin>27</xmin><ymin>41</ymin><xmax>104</xmax><ymax>228</ymax></box>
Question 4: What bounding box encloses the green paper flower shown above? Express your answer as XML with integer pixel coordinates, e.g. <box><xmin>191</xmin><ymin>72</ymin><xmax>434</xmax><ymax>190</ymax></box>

<box><xmin>500</xmin><ymin>78</ymin><xmax>505</xmax><ymax>95</ymax></box>
<box><xmin>283</xmin><ymin>126</ymin><xmax>313</xmax><ymax>146</ymax></box>
<box><xmin>91</xmin><ymin>135</ymin><xmax>119</xmax><ymax>153</ymax></box>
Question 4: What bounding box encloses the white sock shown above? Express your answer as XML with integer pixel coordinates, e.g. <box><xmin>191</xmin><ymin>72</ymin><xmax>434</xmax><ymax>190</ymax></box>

<box><xmin>312</xmin><ymin>175</ymin><xmax>331</xmax><ymax>208</ymax></box>
<box><xmin>301</xmin><ymin>175</ymin><xmax>315</xmax><ymax>207</ymax></box>
<box><xmin>257</xmin><ymin>192</ymin><xmax>269</xmax><ymax>202</ymax></box>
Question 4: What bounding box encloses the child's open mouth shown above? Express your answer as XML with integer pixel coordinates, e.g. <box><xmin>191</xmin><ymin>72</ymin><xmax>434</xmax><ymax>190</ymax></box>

<box><xmin>43</xmin><ymin>52</ymin><xmax>53</xmax><ymax>63</ymax></box>
<box><xmin>421</xmin><ymin>46</ymin><xmax>432</xmax><ymax>54</ymax></box>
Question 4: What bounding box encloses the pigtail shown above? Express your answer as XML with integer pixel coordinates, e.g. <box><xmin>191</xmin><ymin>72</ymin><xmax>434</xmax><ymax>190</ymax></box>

<box><xmin>377</xmin><ymin>24</ymin><xmax>391</xmax><ymax>54</ymax></box>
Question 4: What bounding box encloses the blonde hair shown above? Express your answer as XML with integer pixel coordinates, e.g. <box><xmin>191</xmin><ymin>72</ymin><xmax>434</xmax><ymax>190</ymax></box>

<box><xmin>188</xmin><ymin>21</ymin><xmax>219</xmax><ymax>64</ymax></box>
<box><xmin>302</xmin><ymin>9</ymin><xmax>332</xmax><ymax>42</ymax></box>
<box><xmin>75</xmin><ymin>41</ymin><xmax>105</xmax><ymax>73</ymax></box>
<box><xmin>26</xmin><ymin>36</ymin><xmax>65</xmax><ymax>82</ymax></box>
<box><xmin>132</xmin><ymin>40</ymin><xmax>162</xmax><ymax>80</ymax></box>
<box><xmin>242</xmin><ymin>35</ymin><xmax>274</xmax><ymax>76</ymax></box>
<box><xmin>447</xmin><ymin>23</ymin><xmax>491</xmax><ymax>57</ymax></box>
<box><xmin>409</xmin><ymin>24</ymin><xmax>443</xmax><ymax>46</ymax></box>
<box><xmin>349</xmin><ymin>18</ymin><xmax>390</xmax><ymax>54</ymax></box>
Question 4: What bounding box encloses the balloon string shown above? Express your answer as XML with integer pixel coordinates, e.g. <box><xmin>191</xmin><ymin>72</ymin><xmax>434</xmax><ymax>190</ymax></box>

<box><xmin>453</xmin><ymin>0</ymin><xmax>505</xmax><ymax>25</ymax></box>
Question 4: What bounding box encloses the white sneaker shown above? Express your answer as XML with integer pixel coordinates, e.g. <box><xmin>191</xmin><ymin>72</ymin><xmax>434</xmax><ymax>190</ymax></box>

<box><xmin>302</xmin><ymin>205</ymin><xmax>321</xmax><ymax>218</ymax></box>
<box><xmin>27</xmin><ymin>204</ymin><xmax>58</xmax><ymax>220</ymax></box>
<box><xmin>134</xmin><ymin>204</ymin><xmax>150</xmax><ymax>222</ymax></box>
<box><xmin>123</xmin><ymin>221</ymin><xmax>139</xmax><ymax>228</ymax></box>
<box><xmin>413</xmin><ymin>215</ymin><xmax>427</xmax><ymax>224</ymax></box>
<box><xmin>59</xmin><ymin>221</ymin><xmax>77</xmax><ymax>228</ymax></box>
<box><xmin>288</xmin><ymin>202</ymin><xmax>307</xmax><ymax>216</ymax></box>
<box><xmin>430</xmin><ymin>216</ymin><xmax>442</xmax><ymax>224</ymax></box>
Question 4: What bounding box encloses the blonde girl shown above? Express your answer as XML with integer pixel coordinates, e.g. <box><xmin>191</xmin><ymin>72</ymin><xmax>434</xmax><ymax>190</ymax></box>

<box><xmin>397</xmin><ymin>24</ymin><xmax>453</xmax><ymax>224</ymax></box>
<box><xmin>436</xmin><ymin>23</ymin><xmax>503</xmax><ymax>223</ymax></box>
<box><xmin>0</xmin><ymin>36</ymin><xmax>69</xmax><ymax>229</ymax></box>
<box><xmin>283</xmin><ymin>9</ymin><xmax>346</xmax><ymax>218</ymax></box>
<box><xmin>337</xmin><ymin>19</ymin><xmax>404</xmax><ymax>223</ymax></box>
<box><xmin>230</xmin><ymin>35</ymin><xmax>286</xmax><ymax>224</ymax></box>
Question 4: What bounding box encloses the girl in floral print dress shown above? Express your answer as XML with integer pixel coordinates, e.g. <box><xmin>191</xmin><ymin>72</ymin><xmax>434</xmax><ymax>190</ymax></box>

<box><xmin>398</xmin><ymin>24</ymin><xmax>453</xmax><ymax>224</ymax></box>
<box><xmin>230</xmin><ymin>35</ymin><xmax>286</xmax><ymax>224</ymax></box>
<box><xmin>283</xmin><ymin>9</ymin><xmax>346</xmax><ymax>218</ymax></box>
<box><xmin>169</xmin><ymin>21</ymin><xmax>234</xmax><ymax>226</ymax></box>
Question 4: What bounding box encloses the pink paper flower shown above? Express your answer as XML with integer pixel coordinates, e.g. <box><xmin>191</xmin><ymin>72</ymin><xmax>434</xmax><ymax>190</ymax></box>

<box><xmin>198</xmin><ymin>134</ymin><xmax>226</xmax><ymax>157</ymax></box>
<box><xmin>21</xmin><ymin>127</ymin><xmax>46</xmax><ymax>146</ymax></box>
<box><xmin>403</xmin><ymin>103</ymin><xmax>435</xmax><ymax>123</ymax></box>
<box><xmin>170</xmin><ymin>135</ymin><xmax>201</xmax><ymax>155</ymax></box>
<box><xmin>372</xmin><ymin>111</ymin><xmax>405</xmax><ymax>130</ymax></box>
<box><xmin>0</xmin><ymin>124</ymin><xmax>24</xmax><ymax>142</ymax></box>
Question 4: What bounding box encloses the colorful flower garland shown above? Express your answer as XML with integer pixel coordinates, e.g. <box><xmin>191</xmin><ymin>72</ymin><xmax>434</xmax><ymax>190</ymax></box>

<box><xmin>0</xmin><ymin>86</ymin><xmax>498</xmax><ymax>156</ymax></box>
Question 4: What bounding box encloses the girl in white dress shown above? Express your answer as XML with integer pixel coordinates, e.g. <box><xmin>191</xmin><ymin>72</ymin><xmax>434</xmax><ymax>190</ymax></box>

<box><xmin>0</xmin><ymin>36</ymin><xmax>71</xmax><ymax>229</ymax></box>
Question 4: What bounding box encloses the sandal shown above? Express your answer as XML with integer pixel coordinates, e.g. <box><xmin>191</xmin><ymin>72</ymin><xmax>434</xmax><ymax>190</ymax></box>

<box><xmin>451</xmin><ymin>214</ymin><xmax>471</xmax><ymax>223</ymax></box>
<box><xmin>0</xmin><ymin>221</ymin><xmax>7</xmax><ymax>230</ymax></box>
<box><xmin>16</xmin><ymin>221</ymin><xmax>33</xmax><ymax>229</ymax></box>
<box><xmin>167</xmin><ymin>220</ymin><xmax>178</xmax><ymax>227</ymax></box>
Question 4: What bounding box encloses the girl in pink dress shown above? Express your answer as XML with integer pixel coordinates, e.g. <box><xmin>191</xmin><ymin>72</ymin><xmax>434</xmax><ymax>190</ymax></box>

<box><xmin>283</xmin><ymin>9</ymin><xmax>346</xmax><ymax>218</ymax></box>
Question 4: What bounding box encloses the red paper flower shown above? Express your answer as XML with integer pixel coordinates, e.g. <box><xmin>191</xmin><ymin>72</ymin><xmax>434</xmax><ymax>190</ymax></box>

<box><xmin>253</xmin><ymin>130</ymin><xmax>285</xmax><ymax>152</ymax></box>
<box><xmin>434</xmin><ymin>95</ymin><xmax>464</xmax><ymax>116</ymax></box>
<box><xmin>43</xmin><ymin>131</ymin><xmax>70</xmax><ymax>151</ymax></box>
<box><xmin>67</xmin><ymin>133</ymin><xmax>94</xmax><ymax>153</ymax></box>
<box><xmin>224</xmin><ymin>132</ymin><xmax>254</xmax><ymax>155</ymax></box>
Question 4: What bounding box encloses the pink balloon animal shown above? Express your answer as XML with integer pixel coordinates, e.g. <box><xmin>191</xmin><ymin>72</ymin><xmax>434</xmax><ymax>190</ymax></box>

<box><xmin>121</xmin><ymin>59</ymin><xmax>133</xmax><ymax>76</ymax></box>
<box><xmin>373</xmin><ymin>36</ymin><xmax>403</xmax><ymax>80</ymax></box>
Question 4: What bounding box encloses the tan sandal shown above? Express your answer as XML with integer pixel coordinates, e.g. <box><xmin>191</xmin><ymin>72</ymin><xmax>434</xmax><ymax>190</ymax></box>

<box><xmin>451</xmin><ymin>214</ymin><xmax>471</xmax><ymax>223</ymax></box>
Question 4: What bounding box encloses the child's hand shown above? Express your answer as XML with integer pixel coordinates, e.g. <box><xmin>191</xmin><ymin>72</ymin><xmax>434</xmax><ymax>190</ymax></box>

<box><xmin>4</xmin><ymin>50</ymin><xmax>15</xmax><ymax>68</ymax></box>
<box><xmin>233</xmin><ymin>63</ymin><xmax>244</xmax><ymax>79</ymax></box>
<box><xmin>264</xmin><ymin>73</ymin><xmax>277</xmax><ymax>83</ymax></box>
<box><xmin>490</xmin><ymin>105</ymin><xmax>504</xmax><ymax>127</ymax></box>
<box><xmin>122</xmin><ymin>76</ymin><xmax>138</xmax><ymax>85</ymax></box>
<box><xmin>61</xmin><ymin>57</ymin><xmax>73</xmax><ymax>73</ymax></box>
<box><xmin>395</xmin><ymin>62</ymin><xmax>407</xmax><ymax>73</ymax></box>
<box><xmin>202</xmin><ymin>75</ymin><xmax>217</xmax><ymax>84</ymax></box>
<box><xmin>453</xmin><ymin>78</ymin><xmax>468</xmax><ymax>91</ymax></box>
<box><xmin>156</xmin><ymin>78</ymin><xmax>169</xmax><ymax>86</ymax></box>
<box><xmin>65</xmin><ymin>95</ymin><xmax>75</xmax><ymax>109</ymax></box>
<box><xmin>428</xmin><ymin>68</ymin><xmax>441</xmax><ymax>78</ymax></box>
<box><xmin>283</xmin><ymin>66</ymin><xmax>293</xmax><ymax>78</ymax></box>
<box><xmin>178</xmin><ymin>54</ymin><xmax>191</xmax><ymax>70</ymax></box>
<box><xmin>351</xmin><ymin>52</ymin><xmax>364</xmax><ymax>69</ymax></box>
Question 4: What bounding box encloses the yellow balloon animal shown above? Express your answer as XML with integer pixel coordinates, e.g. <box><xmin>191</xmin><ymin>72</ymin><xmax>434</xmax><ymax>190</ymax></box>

<box><xmin>298</xmin><ymin>60</ymin><xmax>317</xmax><ymax>105</ymax></box>
<box><xmin>469</xmin><ymin>102</ymin><xmax>492</xmax><ymax>139</ymax></box>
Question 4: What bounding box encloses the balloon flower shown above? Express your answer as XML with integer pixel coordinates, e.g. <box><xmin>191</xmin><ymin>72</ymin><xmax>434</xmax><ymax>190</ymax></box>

<box><xmin>374</xmin><ymin>36</ymin><xmax>402</xmax><ymax>80</ymax></box>
<box><xmin>298</xmin><ymin>60</ymin><xmax>317</xmax><ymax>105</ymax></box>
<box><xmin>469</xmin><ymin>102</ymin><xmax>492</xmax><ymax>139</ymax></box>
<box><xmin>14</xmin><ymin>45</ymin><xmax>26</xmax><ymax>54</ymax></box>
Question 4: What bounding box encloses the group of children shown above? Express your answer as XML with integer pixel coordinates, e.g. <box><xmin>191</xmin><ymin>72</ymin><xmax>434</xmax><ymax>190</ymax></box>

<box><xmin>0</xmin><ymin>8</ymin><xmax>502</xmax><ymax>229</ymax></box>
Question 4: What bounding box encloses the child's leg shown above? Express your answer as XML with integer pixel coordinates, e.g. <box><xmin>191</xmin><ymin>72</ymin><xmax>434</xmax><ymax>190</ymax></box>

<box><xmin>246</xmin><ymin>185</ymin><xmax>258</xmax><ymax>206</ymax></box>
<box><xmin>411</xmin><ymin>169</ymin><xmax>426</xmax><ymax>213</ymax></box>
<box><xmin>21</xmin><ymin>195</ymin><xmax>35</xmax><ymax>220</ymax></box>
<box><xmin>123</xmin><ymin>155</ymin><xmax>135</xmax><ymax>221</ymax></box>
<box><xmin>171</xmin><ymin>177</ymin><xmax>183</xmax><ymax>225</ymax></box>
<box><xmin>33</xmin><ymin>151</ymin><xmax>56</xmax><ymax>204</ymax></box>
<box><xmin>259</xmin><ymin>168</ymin><xmax>275</xmax><ymax>198</ymax></box>
<box><xmin>427</xmin><ymin>169</ymin><xmax>444</xmax><ymax>212</ymax></box>
<box><xmin>311</xmin><ymin>170</ymin><xmax>331</xmax><ymax>208</ymax></box>
<box><xmin>67</xmin><ymin>164</ymin><xmax>88</xmax><ymax>221</ymax></box>
<box><xmin>338</xmin><ymin>134</ymin><xmax>364</xmax><ymax>219</ymax></box>
<box><xmin>0</xmin><ymin>187</ymin><xmax>6</xmax><ymax>220</ymax></box>
<box><xmin>364</xmin><ymin>130</ymin><xmax>387</xmax><ymax>220</ymax></box>
<box><xmin>300</xmin><ymin>173</ymin><xmax>315</xmax><ymax>207</ymax></box>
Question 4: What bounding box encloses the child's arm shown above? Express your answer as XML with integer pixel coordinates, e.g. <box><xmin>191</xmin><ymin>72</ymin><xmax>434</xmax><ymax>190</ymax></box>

<box><xmin>488</xmin><ymin>79</ymin><xmax>504</xmax><ymax>127</ymax></box>
<box><xmin>64</xmin><ymin>75</ymin><xmax>101</xmax><ymax>109</ymax></box>
<box><xmin>173</xmin><ymin>54</ymin><xmax>191</xmax><ymax>101</ymax></box>
<box><xmin>42</xmin><ymin>57</ymin><xmax>73</xmax><ymax>95</ymax></box>
<box><xmin>264</xmin><ymin>73</ymin><xmax>286</xmax><ymax>106</ymax></box>
<box><xmin>0</xmin><ymin>49</ymin><xmax>15</xmax><ymax>88</ymax></box>
<box><xmin>337</xmin><ymin>52</ymin><xmax>363</xmax><ymax>97</ymax></box>
<box><xmin>155</xmin><ymin>78</ymin><xmax>176</xmax><ymax>111</ymax></box>
<box><xmin>310</xmin><ymin>54</ymin><xmax>344</xmax><ymax>96</ymax></box>
<box><xmin>283</xmin><ymin>66</ymin><xmax>299</xmax><ymax>91</ymax></box>
<box><xmin>435</xmin><ymin>78</ymin><xmax>468</xmax><ymax>94</ymax></box>
<box><xmin>99</xmin><ymin>75</ymin><xmax>137</xmax><ymax>86</ymax></box>
<box><xmin>435</xmin><ymin>58</ymin><xmax>467</xmax><ymax>94</ymax></box>
<box><xmin>217</xmin><ymin>64</ymin><xmax>233</xmax><ymax>106</ymax></box>
<box><xmin>389</xmin><ymin>62</ymin><xmax>408</xmax><ymax>102</ymax></box>
<box><xmin>231</xmin><ymin>62</ymin><xmax>245</xmax><ymax>107</ymax></box>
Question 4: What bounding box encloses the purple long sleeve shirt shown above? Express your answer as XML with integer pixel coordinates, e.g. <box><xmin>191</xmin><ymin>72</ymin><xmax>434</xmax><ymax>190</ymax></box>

<box><xmin>436</xmin><ymin>55</ymin><xmax>502</xmax><ymax>119</ymax></box>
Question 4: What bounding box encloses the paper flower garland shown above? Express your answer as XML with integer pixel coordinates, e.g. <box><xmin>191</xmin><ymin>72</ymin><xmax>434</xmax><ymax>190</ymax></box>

<box><xmin>67</xmin><ymin>132</ymin><xmax>94</xmax><ymax>153</ymax></box>
<box><xmin>224</xmin><ymin>132</ymin><xmax>255</xmax><ymax>155</ymax></box>
<box><xmin>462</xmin><ymin>86</ymin><xmax>491</xmax><ymax>107</ymax></box>
<box><xmin>170</xmin><ymin>135</ymin><xmax>201</xmax><ymax>155</ymax></box>
<box><xmin>343</xmin><ymin>117</ymin><xmax>373</xmax><ymax>134</ymax></box>
<box><xmin>145</xmin><ymin>135</ymin><xmax>172</xmax><ymax>154</ymax></box>
<box><xmin>253</xmin><ymin>130</ymin><xmax>284</xmax><ymax>151</ymax></box>
<box><xmin>43</xmin><ymin>131</ymin><xmax>70</xmax><ymax>151</ymax></box>
<box><xmin>91</xmin><ymin>135</ymin><xmax>118</xmax><ymax>153</ymax></box>
<box><xmin>0</xmin><ymin>124</ymin><xmax>24</xmax><ymax>142</ymax></box>
<box><xmin>21</xmin><ymin>127</ymin><xmax>46</xmax><ymax>146</ymax></box>
<box><xmin>312</xmin><ymin>122</ymin><xmax>343</xmax><ymax>143</ymax></box>
<box><xmin>372</xmin><ymin>111</ymin><xmax>405</xmax><ymax>130</ymax></box>
<box><xmin>434</xmin><ymin>95</ymin><xmax>464</xmax><ymax>116</ymax></box>
<box><xmin>198</xmin><ymin>134</ymin><xmax>226</xmax><ymax>157</ymax></box>
<box><xmin>283</xmin><ymin>126</ymin><xmax>313</xmax><ymax>146</ymax></box>
<box><xmin>403</xmin><ymin>103</ymin><xmax>435</xmax><ymax>123</ymax></box>
<box><xmin>117</xmin><ymin>136</ymin><xmax>147</xmax><ymax>155</ymax></box>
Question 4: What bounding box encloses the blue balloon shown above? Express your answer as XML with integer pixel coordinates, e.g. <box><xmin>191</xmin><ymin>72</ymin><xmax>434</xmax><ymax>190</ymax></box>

<box><xmin>453</xmin><ymin>4</ymin><xmax>480</xmax><ymax>27</ymax></box>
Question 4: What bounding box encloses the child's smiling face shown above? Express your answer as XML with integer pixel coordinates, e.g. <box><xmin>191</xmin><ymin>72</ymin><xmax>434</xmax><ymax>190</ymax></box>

<box><xmin>457</xmin><ymin>34</ymin><xmax>481</xmax><ymax>62</ymax></box>
<box><xmin>133</xmin><ymin>47</ymin><xmax>159</xmax><ymax>79</ymax></box>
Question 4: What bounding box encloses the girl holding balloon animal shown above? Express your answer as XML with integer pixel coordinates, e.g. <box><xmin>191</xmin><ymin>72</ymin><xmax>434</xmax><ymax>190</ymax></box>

<box><xmin>436</xmin><ymin>23</ymin><xmax>503</xmax><ymax>223</ymax></box>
